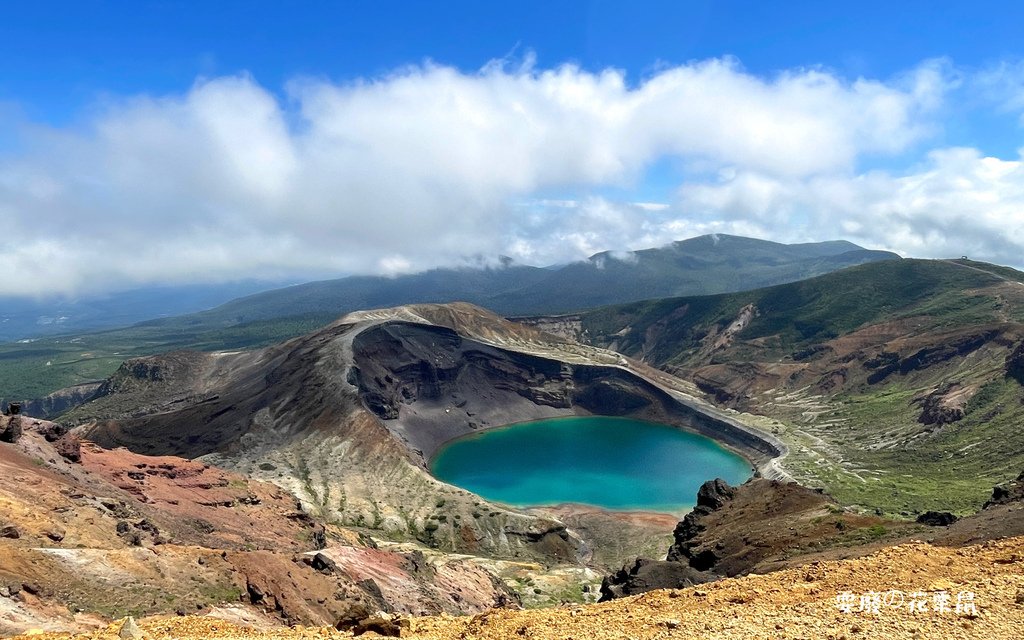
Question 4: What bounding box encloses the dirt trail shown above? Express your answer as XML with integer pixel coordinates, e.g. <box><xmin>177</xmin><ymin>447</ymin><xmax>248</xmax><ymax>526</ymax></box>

<box><xmin>13</xmin><ymin>535</ymin><xmax>1024</xmax><ymax>640</ymax></box>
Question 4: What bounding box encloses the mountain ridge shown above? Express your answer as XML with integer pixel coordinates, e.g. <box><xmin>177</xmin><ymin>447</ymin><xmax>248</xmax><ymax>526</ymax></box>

<box><xmin>0</xmin><ymin>235</ymin><xmax>899</xmax><ymax>403</ymax></box>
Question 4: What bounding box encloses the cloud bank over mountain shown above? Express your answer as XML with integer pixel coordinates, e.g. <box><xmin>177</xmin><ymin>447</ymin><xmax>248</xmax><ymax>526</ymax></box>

<box><xmin>1</xmin><ymin>55</ymin><xmax>1019</xmax><ymax>296</ymax></box>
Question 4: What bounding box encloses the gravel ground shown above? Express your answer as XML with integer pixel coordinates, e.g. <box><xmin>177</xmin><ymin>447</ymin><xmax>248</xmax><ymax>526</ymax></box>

<box><xmin>12</xmin><ymin>535</ymin><xmax>1024</xmax><ymax>640</ymax></box>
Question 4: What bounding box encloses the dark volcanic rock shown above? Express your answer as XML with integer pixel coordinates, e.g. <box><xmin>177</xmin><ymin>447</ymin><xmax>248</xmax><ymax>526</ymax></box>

<box><xmin>665</xmin><ymin>479</ymin><xmax>738</xmax><ymax>564</ymax></box>
<box><xmin>915</xmin><ymin>383</ymin><xmax>966</xmax><ymax>426</ymax></box>
<box><xmin>984</xmin><ymin>470</ymin><xmax>1024</xmax><ymax>509</ymax></box>
<box><xmin>0</xmin><ymin>525</ymin><xmax>20</xmax><ymax>539</ymax></box>
<box><xmin>0</xmin><ymin>416</ymin><xmax>23</xmax><ymax>443</ymax></box>
<box><xmin>573</xmin><ymin>380</ymin><xmax>650</xmax><ymax>413</ymax></box>
<box><xmin>916</xmin><ymin>511</ymin><xmax>959</xmax><ymax>526</ymax></box>
<box><xmin>696</xmin><ymin>478</ymin><xmax>738</xmax><ymax>510</ymax></box>
<box><xmin>599</xmin><ymin>558</ymin><xmax>711</xmax><ymax>601</ymax></box>
<box><xmin>898</xmin><ymin>331</ymin><xmax>998</xmax><ymax>375</ymax></box>
<box><xmin>310</xmin><ymin>552</ymin><xmax>338</xmax><ymax>574</ymax></box>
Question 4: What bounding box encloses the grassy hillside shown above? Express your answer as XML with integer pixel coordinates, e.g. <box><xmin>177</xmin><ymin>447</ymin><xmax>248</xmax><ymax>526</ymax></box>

<box><xmin>0</xmin><ymin>313</ymin><xmax>333</xmax><ymax>402</ymax></box>
<box><xmin>487</xmin><ymin>236</ymin><xmax>898</xmax><ymax>313</ymax></box>
<box><xmin>582</xmin><ymin>259</ymin><xmax>1021</xmax><ymax>366</ymax></box>
<box><xmin>579</xmin><ymin>259</ymin><xmax>1024</xmax><ymax>514</ymax></box>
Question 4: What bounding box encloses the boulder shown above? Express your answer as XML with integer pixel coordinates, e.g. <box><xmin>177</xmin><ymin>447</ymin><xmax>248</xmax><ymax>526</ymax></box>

<box><xmin>310</xmin><ymin>552</ymin><xmax>338</xmax><ymax>574</ymax></box>
<box><xmin>599</xmin><ymin>558</ymin><xmax>711</xmax><ymax>601</ymax></box>
<box><xmin>55</xmin><ymin>433</ymin><xmax>82</xmax><ymax>463</ymax></box>
<box><xmin>352</xmin><ymin>613</ymin><xmax>404</xmax><ymax>637</ymax></box>
<box><xmin>916</xmin><ymin>511</ymin><xmax>958</xmax><ymax>526</ymax></box>
<box><xmin>118</xmin><ymin>616</ymin><xmax>143</xmax><ymax>640</ymax></box>
<box><xmin>44</xmin><ymin>526</ymin><xmax>66</xmax><ymax>542</ymax></box>
<box><xmin>0</xmin><ymin>525</ymin><xmax>20</xmax><ymax>539</ymax></box>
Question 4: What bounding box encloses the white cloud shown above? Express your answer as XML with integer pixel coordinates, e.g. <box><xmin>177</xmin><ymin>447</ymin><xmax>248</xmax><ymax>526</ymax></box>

<box><xmin>678</xmin><ymin>147</ymin><xmax>1024</xmax><ymax>266</ymax></box>
<box><xmin>0</xmin><ymin>57</ymin><xmax>963</xmax><ymax>296</ymax></box>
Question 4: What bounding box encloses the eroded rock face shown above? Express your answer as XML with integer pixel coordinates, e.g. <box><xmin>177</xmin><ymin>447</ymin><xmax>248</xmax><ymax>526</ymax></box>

<box><xmin>14</xmin><ymin>382</ymin><xmax>104</xmax><ymax>420</ymax></box>
<box><xmin>866</xmin><ymin>330</ymin><xmax>1000</xmax><ymax>385</ymax></box>
<box><xmin>349</xmin><ymin>322</ymin><xmax>685</xmax><ymax>460</ymax></box>
<box><xmin>915</xmin><ymin>383</ymin><xmax>972</xmax><ymax>426</ymax></box>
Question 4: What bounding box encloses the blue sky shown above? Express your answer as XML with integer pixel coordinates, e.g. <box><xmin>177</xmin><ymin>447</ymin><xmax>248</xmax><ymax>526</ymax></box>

<box><xmin>2</xmin><ymin>1</ymin><xmax>1024</xmax><ymax>295</ymax></box>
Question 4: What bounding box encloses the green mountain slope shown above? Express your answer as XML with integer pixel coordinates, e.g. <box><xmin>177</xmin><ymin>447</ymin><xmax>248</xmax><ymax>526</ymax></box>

<box><xmin>489</xmin><ymin>236</ymin><xmax>896</xmax><ymax>313</ymax></box>
<box><xmin>0</xmin><ymin>236</ymin><xmax>897</xmax><ymax>401</ymax></box>
<box><xmin>146</xmin><ymin>235</ymin><xmax>898</xmax><ymax>329</ymax></box>
<box><xmin>576</xmin><ymin>259</ymin><xmax>1024</xmax><ymax>514</ymax></box>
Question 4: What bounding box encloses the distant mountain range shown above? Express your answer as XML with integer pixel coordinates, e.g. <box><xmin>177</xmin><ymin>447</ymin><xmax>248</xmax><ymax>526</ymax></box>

<box><xmin>0</xmin><ymin>235</ymin><xmax>897</xmax><ymax>343</ymax></box>
<box><xmin>0</xmin><ymin>235</ymin><xmax>898</xmax><ymax>401</ymax></box>
<box><xmin>0</xmin><ymin>281</ymin><xmax>283</xmax><ymax>343</ymax></box>
<box><xmin>133</xmin><ymin>234</ymin><xmax>900</xmax><ymax>334</ymax></box>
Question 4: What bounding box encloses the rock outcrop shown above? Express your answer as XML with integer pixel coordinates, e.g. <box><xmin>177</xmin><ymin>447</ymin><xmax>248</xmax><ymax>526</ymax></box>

<box><xmin>985</xmin><ymin>470</ymin><xmax>1024</xmax><ymax>509</ymax></box>
<box><xmin>601</xmin><ymin>478</ymin><xmax>896</xmax><ymax>600</ymax></box>
<box><xmin>914</xmin><ymin>382</ymin><xmax>972</xmax><ymax>426</ymax></box>
<box><xmin>916</xmin><ymin>511</ymin><xmax>958</xmax><ymax>526</ymax></box>
<box><xmin>599</xmin><ymin>558</ymin><xmax>710</xmax><ymax>600</ymax></box>
<box><xmin>0</xmin><ymin>415</ymin><xmax>23</xmax><ymax>443</ymax></box>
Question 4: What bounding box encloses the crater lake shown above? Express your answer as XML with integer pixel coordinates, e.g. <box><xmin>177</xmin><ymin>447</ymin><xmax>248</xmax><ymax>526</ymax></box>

<box><xmin>429</xmin><ymin>416</ymin><xmax>752</xmax><ymax>513</ymax></box>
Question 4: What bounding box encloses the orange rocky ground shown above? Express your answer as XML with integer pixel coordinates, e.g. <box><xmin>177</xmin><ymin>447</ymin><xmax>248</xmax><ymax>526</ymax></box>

<box><xmin>11</xmin><ymin>534</ymin><xmax>1024</xmax><ymax>640</ymax></box>
<box><xmin>0</xmin><ymin>416</ymin><xmax>515</xmax><ymax>635</ymax></box>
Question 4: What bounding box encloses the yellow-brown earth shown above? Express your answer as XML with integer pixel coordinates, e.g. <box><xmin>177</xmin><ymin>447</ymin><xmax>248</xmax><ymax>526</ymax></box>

<box><xmin>12</xmin><ymin>534</ymin><xmax>1024</xmax><ymax>640</ymax></box>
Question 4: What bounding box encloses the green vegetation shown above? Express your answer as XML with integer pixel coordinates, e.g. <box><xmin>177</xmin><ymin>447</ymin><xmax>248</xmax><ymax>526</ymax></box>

<box><xmin>0</xmin><ymin>312</ymin><xmax>335</xmax><ymax>400</ymax></box>
<box><xmin>582</xmin><ymin>259</ymin><xmax>1021</xmax><ymax>366</ymax></box>
<box><xmin>1</xmin><ymin>235</ymin><xmax>897</xmax><ymax>402</ymax></box>
<box><xmin>579</xmin><ymin>258</ymin><xmax>1024</xmax><ymax>516</ymax></box>
<box><xmin>811</xmin><ymin>374</ymin><xmax>1024</xmax><ymax>514</ymax></box>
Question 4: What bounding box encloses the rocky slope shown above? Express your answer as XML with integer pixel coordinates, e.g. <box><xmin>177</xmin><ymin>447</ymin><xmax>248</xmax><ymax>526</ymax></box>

<box><xmin>12</xmin><ymin>533</ymin><xmax>1024</xmax><ymax>639</ymax></box>
<box><xmin>61</xmin><ymin>303</ymin><xmax>783</xmax><ymax>563</ymax></box>
<box><xmin>601</xmin><ymin>470</ymin><xmax>1024</xmax><ymax>600</ymax></box>
<box><xmin>0</xmin><ymin>416</ymin><xmax>516</xmax><ymax>636</ymax></box>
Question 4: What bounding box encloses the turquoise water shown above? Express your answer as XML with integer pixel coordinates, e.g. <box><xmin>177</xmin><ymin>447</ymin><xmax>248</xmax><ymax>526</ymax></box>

<box><xmin>429</xmin><ymin>416</ymin><xmax>752</xmax><ymax>513</ymax></box>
